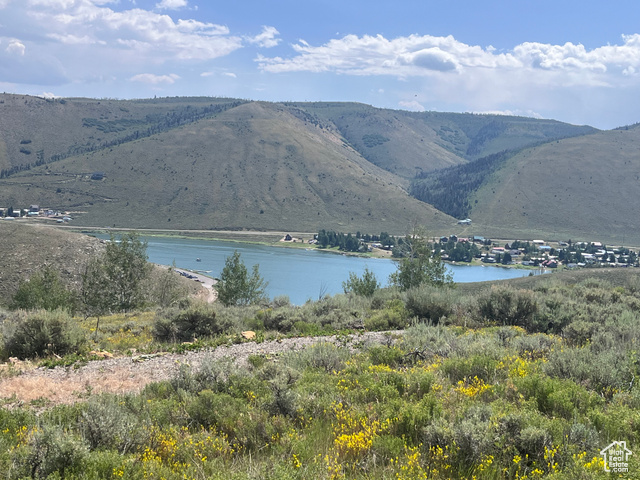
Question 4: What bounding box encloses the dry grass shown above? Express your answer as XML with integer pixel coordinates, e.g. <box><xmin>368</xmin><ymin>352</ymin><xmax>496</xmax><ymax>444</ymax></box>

<box><xmin>0</xmin><ymin>222</ymin><xmax>103</xmax><ymax>301</ymax></box>
<box><xmin>471</xmin><ymin>126</ymin><xmax>640</xmax><ymax>245</ymax></box>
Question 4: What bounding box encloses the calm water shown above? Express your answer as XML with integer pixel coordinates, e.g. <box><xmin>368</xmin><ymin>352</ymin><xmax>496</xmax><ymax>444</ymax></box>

<box><xmin>99</xmin><ymin>235</ymin><xmax>537</xmax><ymax>304</ymax></box>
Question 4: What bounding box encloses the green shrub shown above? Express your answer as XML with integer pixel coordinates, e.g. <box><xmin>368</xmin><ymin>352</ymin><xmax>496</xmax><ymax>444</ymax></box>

<box><xmin>516</xmin><ymin>426</ymin><xmax>551</xmax><ymax>461</ymax></box>
<box><xmin>404</xmin><ymin>285</ymin><xmax>457</xmax><ymax>323</ymax></box>
<box><xmin>11</xmin><ymin>425</ymin><xmax>88</xmax><ymax>479</ymax></box>
<box><xmin>368</xmin><ymin>345</ymin><xmax>404</xmax><ymax>367</ymax></box>
<box><xmin>544</xmin><ymin>346</ymin><xmax>633</xmax><ymax>395</ymax></box>
<box><xmin>369</xmin><ymin>287</ymin><xmax>402</xmax><ymax>310</ymax></box>
<box><xmin>371</xmin><ymin>435</ymin><xmax>405</xmax><ymax>462</ymax></box>
<box><xmin>153</xmin><ymin>304</ymin><xmax>233</xmax><ymax>342</ymax></box>
<box><xmin>285</xmin><ymin>342</ymin><xmax>350</xmax><ymax>373</ymax></box>
<box><xmin>170</xmin><ymin>357</ymin><xmax>239</xmax><ymax>394</ymax></box>
<box><xmin>568</xmin><ymin>422</ymin><xmax>600</xmax><ymax>451</ymax></box>
<box><xmin>453</xmin><ymin>405</ymin><xmax>493</xmax><ymax>469</ymax></box>
<box><xmin>187</xmin><ymin>390</ymin><xmax>246</xmax><ymax>430</ymax></box>
<box><xmin>80</xmin><ymin>395</ymin><xmax>148</xmax><ymax>454</ymax></box>
<box><xmin>441</xmin><ymin>354</ymin><xmax>500</xmax><ymax>383</ymax></box>
<box><xmin>256</xmin><ymin>307</ymin><xmax>296</xmax><ymax>332</ymax></box>
<box><xmin>10</xmin><ymin>265</ymin><xmax>77</xmax><ymax>313</ymax></box>
<box><xmin>475</xmin><ymin>286</ymin><xmax>538</xmax><ymax>330</ymax></box>
<box><xmin>365</xmin><ymin>300</ymin><xmax>408</xmax><ymax>330</ymax></box>
<box><xmin>1</xmin><ymin>310</ymin><xmax>86</xmax><ymax>359</ymax></box>
<box><xmin>394</xmin><ymin>396</ymin><xmax>441</xmax><ymax>444</ymax></box>
<box><xmin>271</xmin><ymin>295</ymin><xmax>290</xmax><ymax>308</ymax></box>
<box><xmin>402</xmin><ymin>323</ymin><xmax>459</xmax><ymax>358</ymax></box>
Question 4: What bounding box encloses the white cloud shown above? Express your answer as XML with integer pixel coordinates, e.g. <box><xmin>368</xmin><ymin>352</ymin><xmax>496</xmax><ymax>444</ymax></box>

<box><xmin>398</xmin><ymin>100</ymin><xmax>425</xmax><ymax>112</ymax></box>
<box><xmin>130</xmin><ymin>73</ymin><xmax>180</xmax><ymax>84</ymax></box>
<box><xmin>222</xmin><ymin>72</ymin><xmax>237</xmax><ymax>78</ymax></box>
<box><xmin>11</xmin><ymin>0</ymin><xmax>243</xmax><ymax>65</ymax></box>
<box><xmin>5</xmin><ymin>39</ymin><xmax>25</xmax><ymax>55</ymax></box>
<box><xmin>155</xmin><ymin>0</ymin><xmax>187</xmax><ymax>10</ymax></box>
<box><xmin>257</xmin><ymin>34</ymin><xmax>519</xmax><ymax>75</ymax></box>
<box><xmin>257</xmin><ymin>33</ymin><xmax>640</xmax><ymax>87</ymax></box>
<box><xmin>246</xmin><ymin>26</ymin><xmax>280</xmax><ymax>48</ymax></box>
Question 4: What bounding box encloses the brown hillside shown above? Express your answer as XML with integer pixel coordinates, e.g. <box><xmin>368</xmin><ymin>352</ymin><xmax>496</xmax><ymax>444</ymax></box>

<box><xmin>470</xmin><ymin>126</ymin><xmax>640</xmax><ymax>244</ymax></box>
<box><xmin>0</xmin><ymin>222</ymin><xmax>103</xmax><ymax>301</ymax></box>
<box><xmin>0</xmin><ymin>102</ymin><xmax>455</xmax><ymax>234</ymax></box>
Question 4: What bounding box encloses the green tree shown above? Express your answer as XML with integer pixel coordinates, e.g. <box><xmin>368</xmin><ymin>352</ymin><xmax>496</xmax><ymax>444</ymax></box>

<box><xmin>102</xmin><ymin>233</ymin><xmax>151</xmax><ymax>312</ymax></box>
<box><xmin>81</xmin><ymin>233</ymin><xmax>151</xmax><ymax>316</ymax></box>
<box><xmin>215</xmin><ymin>251</ymin><xmax>268</xmax><ymax>306</ymax></box>
<box><xmin>80</xmin><ymin>258</ymin><xmax>112</xmax><ymax>338</ymax></box>
<box><xmin>343</xmin><ymin>267</ymin><xmax>380</xmax><ymax>297</ymax></box>
<box><xmin>389</xmin><ymin>227</ymin><xmax>453</xmax><ymax>291</ymax></box>
<box><xmin>10</xmin><ymin>265</ymin><xmax>76</xmax><ymax>312</ymax></box>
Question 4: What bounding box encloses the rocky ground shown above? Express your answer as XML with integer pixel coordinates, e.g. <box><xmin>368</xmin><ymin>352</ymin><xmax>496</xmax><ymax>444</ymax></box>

<box><xmin>0</xmin><ymin>331</ymin><xmax>399</xmax><ymax>407</ymax></box>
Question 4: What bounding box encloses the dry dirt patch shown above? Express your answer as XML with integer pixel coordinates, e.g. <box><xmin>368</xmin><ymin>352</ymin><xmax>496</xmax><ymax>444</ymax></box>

<box><xmin>0</xmin><ymin>332</ymin><xmax>397</xmax><ymax>406</ymax></box>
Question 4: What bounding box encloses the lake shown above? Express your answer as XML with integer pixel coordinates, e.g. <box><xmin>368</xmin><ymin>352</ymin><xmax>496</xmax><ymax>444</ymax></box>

<box><xmin>110</xmin><ymin>235</ymin><xmax>539</xmax><ymax>304</ymax></box>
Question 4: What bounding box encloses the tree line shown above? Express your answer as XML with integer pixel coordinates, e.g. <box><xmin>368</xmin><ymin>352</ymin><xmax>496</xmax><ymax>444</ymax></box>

<box><xmin>316</xmin><ymin>229</ymin><xmax>397</xmax><ymax>252</ymax></box>
<box><xmin>0</xmin><ymin>101</ymin><xmax>246</xmax><ymax>179</ymax></box>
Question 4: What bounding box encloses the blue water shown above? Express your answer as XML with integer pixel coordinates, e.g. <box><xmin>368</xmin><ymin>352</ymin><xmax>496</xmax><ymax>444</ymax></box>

<box><xmin>99</xmin><ymin>235</ymin><xmax>537</xmax><ymax>304</ymax></box>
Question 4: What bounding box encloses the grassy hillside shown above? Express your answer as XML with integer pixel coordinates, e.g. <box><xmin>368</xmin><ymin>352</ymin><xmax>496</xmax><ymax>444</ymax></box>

<box><xmin>296</xmin><ymin>103</ymin><xmax>596</xmax><ymax>178</ymax></box>
<box><xmin>0</xmin><ymin>222</ymin><xmax>103</xmax><ymax>300</ymax></box>
<box><xmin>0</xmin><ymin>102</ymin><xmax>455</xmax><ymax>233</ymax></box>
<box><xmin>0</xmin><ymin>94</ymin><xmax>604</xmax><ymax>234</ymax></box>
<box><xmin>469</xmin><ymin>125</ymin><xmax>640</xmax><ymax>244</ymax></box>
<box><xmin>0</xmin><ymin>94</ymin><xmax>245</xmax><ymax>176</ymax></box>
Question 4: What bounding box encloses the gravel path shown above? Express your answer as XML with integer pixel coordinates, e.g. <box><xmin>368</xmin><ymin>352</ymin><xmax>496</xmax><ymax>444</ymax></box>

<box><xmin>0</xmin><ymin>331</ymin><xmax>400</xmax><ymax>406</ymax></box>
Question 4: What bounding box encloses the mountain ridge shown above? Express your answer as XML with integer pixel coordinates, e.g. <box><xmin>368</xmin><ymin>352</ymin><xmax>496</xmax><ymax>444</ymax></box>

<box><xmin>0</xmin><ymin>93</ymin><xmax>611</xmax><ymax>237</ymax></box>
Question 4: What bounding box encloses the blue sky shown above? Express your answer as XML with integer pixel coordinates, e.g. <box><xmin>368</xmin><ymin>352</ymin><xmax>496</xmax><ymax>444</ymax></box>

<box><xmin>1</xmin><ymin>0</ymin><xmax>639</xmax><ymax>129</ymax></box>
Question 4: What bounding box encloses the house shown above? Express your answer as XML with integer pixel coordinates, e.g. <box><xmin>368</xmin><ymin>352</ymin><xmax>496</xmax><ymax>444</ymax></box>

<box><xmin>91</xmin><ymin>172</ymin><xmax>105</xmax><ymax>180</ymax></box>
<box><xmin>472</xmin><ymin>236</ymin><xmax>485</xmax><ymax>243</ymax></box>
<box><xmin>29</xmin><ymin>205</ymin><xmax>39</xmax><ymax>213</ymax></box>
<box><xmin>532</xmin><ymin>240</ymin><xmax>545</xmax><ymax>245</ymax></box>
<box><xmin>457</xmin><ymin>218</ymin><xmax>472</xmax><ymax>225</ymax></box>
<box><xmin>539</xmin><ymin>245</ymin><xmax>552</xmax><ymax>252</ymax></box>
<box><xmin>283</xmin><ymin>234</ymin><xmax>292</xmax><ymax>241</ymax></box>
<box><xmin>491</xmin><ymin>247</ymin><xmax>505</xmax><ymax>254</ymax></box>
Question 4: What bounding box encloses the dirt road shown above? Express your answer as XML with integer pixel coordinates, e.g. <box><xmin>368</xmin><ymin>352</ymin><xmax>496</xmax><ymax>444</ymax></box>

<box><xmin>0</xmin><ymin>331</ymin><xmax>398</xmax><ymax>407</ymax></box>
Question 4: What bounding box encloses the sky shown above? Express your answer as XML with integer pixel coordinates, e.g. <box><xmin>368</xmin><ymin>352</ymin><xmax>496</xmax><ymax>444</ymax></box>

<box><xmin>1</xmin><ymin>0</ymin><xmax>639</xmax><ymax>129</ymax></box>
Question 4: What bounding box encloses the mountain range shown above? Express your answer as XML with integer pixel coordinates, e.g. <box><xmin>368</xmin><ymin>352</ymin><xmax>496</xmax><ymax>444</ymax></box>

<box><xmin>2</xmin><ymin>93</ymin><xmax>636</xmax><ymax>243</ymax></box>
